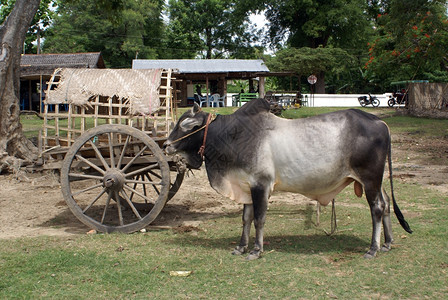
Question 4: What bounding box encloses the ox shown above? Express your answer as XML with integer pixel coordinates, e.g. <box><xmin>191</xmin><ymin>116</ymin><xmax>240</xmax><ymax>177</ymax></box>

<box><xmin>164</xmin><ymin>98</ymin><xmax>412</xmax><ymax>260</ymax></box>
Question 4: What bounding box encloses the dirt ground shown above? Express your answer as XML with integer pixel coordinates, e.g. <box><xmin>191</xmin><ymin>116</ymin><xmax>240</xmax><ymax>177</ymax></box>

<box><xmin>0</xmin><ymin>126</ymin><xmax>447</xmax><ymax>240</ymax></box>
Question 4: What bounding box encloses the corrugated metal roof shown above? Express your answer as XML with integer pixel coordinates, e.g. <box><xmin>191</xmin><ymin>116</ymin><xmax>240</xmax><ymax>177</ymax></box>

<box><xmin>132</xmin><ymin>59</ymin><xmax>269</xmax><ymax>73</ymax></box>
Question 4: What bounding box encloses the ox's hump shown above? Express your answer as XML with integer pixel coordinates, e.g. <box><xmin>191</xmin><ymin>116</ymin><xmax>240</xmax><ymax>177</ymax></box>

<box><xmin>235</xmin><ymin>98</ymin><xmax>271</xmax><ymax>116</ymax></box>
<box><xmin>345</xmin><ymin>108</ymin><xmax>382</xmax><ymax>121</ymax></box>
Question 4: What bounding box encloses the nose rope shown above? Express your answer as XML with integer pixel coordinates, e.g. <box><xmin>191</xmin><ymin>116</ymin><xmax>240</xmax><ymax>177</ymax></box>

<box><xmin>168</xmin><ymin>114</ymin><xmax>215</xmax><ymax>157</ymax></box>
<box><xmin>197</xmin><ymin>113</ymin><xmax>214</xmax><ymax>160</ymax></box>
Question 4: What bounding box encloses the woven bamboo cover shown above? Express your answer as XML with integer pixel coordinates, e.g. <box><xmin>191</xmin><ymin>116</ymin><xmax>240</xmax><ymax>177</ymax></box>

<box><xmin>45</xmin><ymin>68</ymin><xmax>162</xmax><ymax>115</ymax></box>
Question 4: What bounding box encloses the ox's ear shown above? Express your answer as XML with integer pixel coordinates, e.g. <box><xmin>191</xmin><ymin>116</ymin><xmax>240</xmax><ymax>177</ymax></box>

<box><xmin>180</xmin><ymin>117</ymin><xmax>202</xmax><ymax>131</ymax></box>
<box><xmin>192</xmin><ymin>103</ymin><xmax>201</xmax><ymax>114</ymax></box>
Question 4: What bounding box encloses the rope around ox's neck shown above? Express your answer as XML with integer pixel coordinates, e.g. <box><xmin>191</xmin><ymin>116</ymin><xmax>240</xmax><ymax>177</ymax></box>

<box><xmin>169</xmin><ymin>113</ymin><xmax>215</xmax><ymax>160</ymax></box>
<box><xmin>197</xmin><ymin>113</ymin><xmax>214</xmax><ymax>159</ymax></box>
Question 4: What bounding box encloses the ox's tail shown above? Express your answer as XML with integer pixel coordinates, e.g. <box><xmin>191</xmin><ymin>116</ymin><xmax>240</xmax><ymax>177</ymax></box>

<box><xmin>388</xmin><ymin>140</ymin><xmax>413</xmax><ymax>234</ymax></box>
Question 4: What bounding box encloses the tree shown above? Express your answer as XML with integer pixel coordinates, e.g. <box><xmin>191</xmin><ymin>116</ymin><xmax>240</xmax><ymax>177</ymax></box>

<box><xmin>266</xmin><ymin>46</ymin><xmax>355</xmax><ymax>92</ymax></box>
<box><xmin>0</xmin><ymin>0</ymin><xmax>124</xmax><ymax>173</ymax></box>
<box><xmin>43</xmin><ymin>0</ymin><xmax>165</xmax><ymax>67</ymax></box>
<box><xmin>266</xmin><ymin>0</ymin><xmax>369</xmax><ymax>93</ymax></box>
<box><xmin>364</xmin><ymin>0</ymin><xmax>448</xmax><ymax>86</ymax></box>
<box><xmin>0</xmin><ymin>0</ymin><xmax>55</xmax><ymax>54</ymax></box>
<box><xmin>0</xmin><ymin>0</ymin><xmax>40</xmax><ymax>172</ymax></box>
<box><xmin>258</xmin><ymin>0</ymin><xmax>372</xmax><ymax>93</ymax></box>
<box><xmin>166</xmin><ymin>0</ymin><xmax>260</xmax><ymax>59</ymax></box>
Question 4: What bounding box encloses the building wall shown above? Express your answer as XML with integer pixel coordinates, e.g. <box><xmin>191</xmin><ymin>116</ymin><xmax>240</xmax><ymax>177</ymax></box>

<box><xmin>227</xmin><ymin>93</ymin><xmax>395</xmax><ymax>107</ymax></box>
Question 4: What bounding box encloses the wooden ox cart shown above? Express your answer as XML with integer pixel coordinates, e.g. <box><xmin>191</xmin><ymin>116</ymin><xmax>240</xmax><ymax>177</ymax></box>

<box><xmin>34</xmin><ymin>68</ymin><xmax>186</xmax><ymax>233</ymax></box>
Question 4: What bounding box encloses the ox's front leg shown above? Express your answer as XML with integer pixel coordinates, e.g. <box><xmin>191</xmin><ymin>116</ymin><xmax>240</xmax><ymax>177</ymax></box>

<box><xmin>232</xmin><ymin>204</ymin><xmax>253</xmax><ymax>256</ymax></box>
<box><xmin>246</xmin><ymin>185</ymin><xmax>269</xmax><ymax>260</ymax></box>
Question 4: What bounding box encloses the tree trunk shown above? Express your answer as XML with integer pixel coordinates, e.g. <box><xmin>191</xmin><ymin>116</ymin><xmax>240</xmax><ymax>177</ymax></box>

<box><xmin>205</xmin><ymin>27</ymin><xmax>212</xmax><ymax>59</ymax></box>
<box><xmin>0</xmin><ymin>0</ymin><xmax>40</xmax><ymax>173</ymax></box>
<box><xmin>315</xmin><ymin>71</ymin><xmax>326</xmax><ymax>94</ymax></box>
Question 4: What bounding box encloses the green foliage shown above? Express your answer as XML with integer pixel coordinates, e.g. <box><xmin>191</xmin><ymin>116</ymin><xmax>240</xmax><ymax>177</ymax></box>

<box><xmin>0</xmin><ymin>0</ymin><xmax>56</xmax><ymax>53</ymax></box>
<box><xmin>268</xmin><ymin>47</ymin><xmax>355</xmax><ymax>76</ymax></box>
<box><xmin>43</xmin><ymin>0</ymin><xmax>165</xmax><ymax>68</ymax></box>
<box><xmin>166</xmin><ymin>0</ymin><xmax>260</xmax><ymax>59</ymax></box>
<box><xmin>259</xmin><ymin>0</ymin><xmax>375</xmax><ymax>93</ymax></box>
<box><xmin>265</xmin><ymin>47</ymin><xmax>365</xmax><ymax>93</ymax></box>
<box><xmin>365</xmin><ymin>0</ymin><xmax>448</xmax><ymax>85</ymax></box>
<box><xmin>8</xmin><ymin>0</ymin><xmax>447</xmax><ymax>90</ymax></box>
<box><xmin>263</xmin><ymin>0</ymin><xmax>372</xmax><ymax>50</ymax></box>
<box><xmin>226</xmin><ymin>79</ymin><xmax>248</xmax><ymax>93</ymax></box>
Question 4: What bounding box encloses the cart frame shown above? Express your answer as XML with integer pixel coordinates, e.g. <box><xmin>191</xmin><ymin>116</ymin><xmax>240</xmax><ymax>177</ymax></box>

<box><xmin>32</xmin><ymin>68</ymin><xmax>186</xmax><ymax>233</ymax></box>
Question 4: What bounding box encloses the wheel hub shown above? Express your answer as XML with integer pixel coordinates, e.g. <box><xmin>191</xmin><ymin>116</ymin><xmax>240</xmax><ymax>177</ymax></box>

<box><xmin>103</xmin><ymin>169</ymin><xmax>125</xmax><ymax>191</ymax></box>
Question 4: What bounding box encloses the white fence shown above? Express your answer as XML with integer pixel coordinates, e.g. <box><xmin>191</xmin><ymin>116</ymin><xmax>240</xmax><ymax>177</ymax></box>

<box><xmin>301</xmin><ymin>93</ymin><xmax>392</xmax><ymax>107</ymax></box>
<box><xmin>226</xmin><ymin>93</ymin><xmax>393</xmax><ymax>107</ymax></box>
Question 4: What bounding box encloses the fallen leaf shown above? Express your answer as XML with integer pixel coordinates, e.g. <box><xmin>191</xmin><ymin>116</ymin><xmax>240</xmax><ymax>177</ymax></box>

<box><xmin>169</xmin><ymin>271</ymin><xmax>192</xmax><ymax>277</ymax></box>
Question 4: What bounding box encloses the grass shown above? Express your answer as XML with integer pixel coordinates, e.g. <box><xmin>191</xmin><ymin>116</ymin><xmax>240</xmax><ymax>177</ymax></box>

<box><xmin>384</xmin><ymin>115</ymin><xmax>448</xmax><ymax>138</ymax></box>
<box><xmin>0</xmin><ymin>182</ymin><xmax>447</xmax><ymax>299</ymax></box>
<box><xmin>8</xmin><ymin>105</ymin><xmax>448</xmax><ymax>299</ymax></box>
<box><xmin>20</xmin><ymin>114</ymin><xmax>46</xmax><ymax>139</ymax></box>
<box><xmin>178</xmin><ymin>105</ymin><xmax>397</xmax><ymax>119</ymax></box>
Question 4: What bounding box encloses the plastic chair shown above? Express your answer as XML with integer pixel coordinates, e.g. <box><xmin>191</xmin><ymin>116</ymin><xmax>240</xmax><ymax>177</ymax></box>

<box><xmin>199</xmin><ymin>95</ymin><xmax>208</xmax><ymax>107</ymax></box>
<box><xmin>195</xmin><ymin>94</ymin><xmax>208</xmax><ymax>107</ymax></box>
<box><xmin>210</xmin><ymin>94</ymin><xmax>225</xmax><ymax>107</ymax></box>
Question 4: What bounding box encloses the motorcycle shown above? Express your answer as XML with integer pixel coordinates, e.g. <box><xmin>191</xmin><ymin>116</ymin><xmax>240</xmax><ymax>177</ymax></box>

<box><xmin>358</xmin><ymin>93</ymin><xmax>380</xmax><ymax>107</ymax></box>
<box><xmin>388</xmin><ymin>91</ymin><xmax>408</xmax><ymax>107</ymax></box>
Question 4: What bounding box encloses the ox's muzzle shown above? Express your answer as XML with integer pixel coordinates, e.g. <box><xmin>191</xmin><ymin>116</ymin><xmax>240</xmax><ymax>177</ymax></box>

<box><xmin>162</xmin><ymin>140</ymin><xmax>176</xmax><ymax>155</ymax></box>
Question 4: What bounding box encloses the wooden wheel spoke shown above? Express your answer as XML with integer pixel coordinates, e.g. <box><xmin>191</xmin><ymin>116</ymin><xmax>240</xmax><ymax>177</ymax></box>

<box><xmin>88</xmin><ymin>139</ymin><xmax>110</xmax><ymax>170</ymax></box>
<box><xmin>72</xmin><ymin>183</ymin><xmax>103</xmax><ymax>197</ymax></box>
<box><xmin>120</xmin><ymin>190</ymin><xmax>142</xmax><ymax>220</ymax></box>
<box><xmin>117</xmin><ymin>135</ymin><xmax>131</xmax><ymax>168</ymax></box>
<box><xmin>108</xmin><ymin>133</ymin><xmax>116</xmax><ymax>168</ymax></box>
<box><xmin>82</xmin><ymin>188</ymin><xmax>107</xmax><ymax>213</ymax></box>
<box><xmin>75</xmin><ymin>154</ymin><xmax>106</xmax><ymax>175</ymax></box>
<box><xmin>142</xmin><ymin>174</ymin><xmax>149</xmax><ymax>198</ymax></box>
<box><xmin>123</xmin><ymin>184</ymin><xmax>154</xmax><ymax>203</ymax></box>
<box><xmin>124</xmin><ymin>163</ymin><xmax>159</xmax><ymax>178</ymax></box>
<box><xmin>147</xmin><ymin>169</ymin><xmax>162</xmax><ymax>180</ymax></box>
<box><xmin>129</xmin><ymin>174</ymin><xmax>140</xmax><ymax>201</ymax></box>
<box><xmin>101</xmin><ymin>193</ymin><xmax>113</xmax><ymax>224</ymax></box>
<box><xmin>121</xmin><ymin>145</ymin><xmax>148</xmax><ymax>173</ymax></box>
<box><xmin>125</xmin><ymin>178</ymin><xmax>162</xmax><ymax>185</ymax></box>
<box><xmin>115</xmin><ymin>191</ymin><xmax>124</xmax><ymax>226</ymax></box>
<box><xmin>68</xmin><ymin>172</ymin><xmax>104</xmax><ymax>181</ymax></box>
<box><xmin>145</xmin><ymin>173</ymin><xmax>160</xmax><ymax>196</ymax></box>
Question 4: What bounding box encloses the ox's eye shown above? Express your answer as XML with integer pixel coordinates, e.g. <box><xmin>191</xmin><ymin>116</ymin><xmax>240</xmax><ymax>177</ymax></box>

<box><xmin>180</xmin><ymin>117</ymin><xmax>202</xmax><ymax>131</ymax></box>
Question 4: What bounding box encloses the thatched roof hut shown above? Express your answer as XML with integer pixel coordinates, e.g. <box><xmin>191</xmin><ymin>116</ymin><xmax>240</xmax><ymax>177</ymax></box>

<box><xmin>20</xmin><ymin>52</ymin><xmax>105</xmax><ymax>112</ymax></box>
<box><xmin>20</xmin><ymin>52</ymin><xmax>105</xmax><ymax>79</ymax></box>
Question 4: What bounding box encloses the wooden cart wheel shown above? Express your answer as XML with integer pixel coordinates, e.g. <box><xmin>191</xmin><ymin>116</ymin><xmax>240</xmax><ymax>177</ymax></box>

<box><xmin>60</xmin><ymin>124</ymin><xmax>170</xmax><ymax>233</ymax></box>
<box><xmin>124</xmin><ymin>168</ymin><xmax>184</xmax><ymax>210</ymax></box>
<box><xmin>168</xmin><ymin>170</ymin><xmax>185</xmax><ymax>200</ymax></box>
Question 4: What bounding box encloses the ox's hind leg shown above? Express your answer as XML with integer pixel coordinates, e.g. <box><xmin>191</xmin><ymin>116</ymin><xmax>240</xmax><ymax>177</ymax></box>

<box><xmin>380</xmin><ymin>188</ymin><xmax>394</xmax><ymax>252</ymax></box>
<box><xmin>232</xmin><ymin>204</ymin><xmax>253</xmax><ymax>255</ymax></box>
<box><xmin>364</xmin><ymin>183</ymin><xmax>387</xmax><ymax>259</ymax></box>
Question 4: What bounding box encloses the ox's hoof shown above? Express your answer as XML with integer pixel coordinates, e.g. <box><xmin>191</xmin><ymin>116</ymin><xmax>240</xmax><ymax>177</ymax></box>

<box><xmin>380</xmin><ymin>243</ymin><xmax>392</xmax><ymax>252</ymax></box>
<box><xmin>232</xmin><ymin>246</ymin><xmax>247</xmax><ymax>256</ymax></box>
<box><xmin>363</xmin><ymin>251</ymin><xmax>377</xmax><ymax>259</ymax></box>
<box><xmin>246</xmin><ymin>250</ymin><xmax>262</xmax><ymax>261</ymax></box>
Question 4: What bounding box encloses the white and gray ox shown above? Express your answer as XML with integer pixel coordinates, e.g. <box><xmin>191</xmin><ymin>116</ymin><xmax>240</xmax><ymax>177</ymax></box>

<box><xmin>164</xmin><ymin>98</ymin><xmax>412</xmax><ymax>260</ymax></box>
